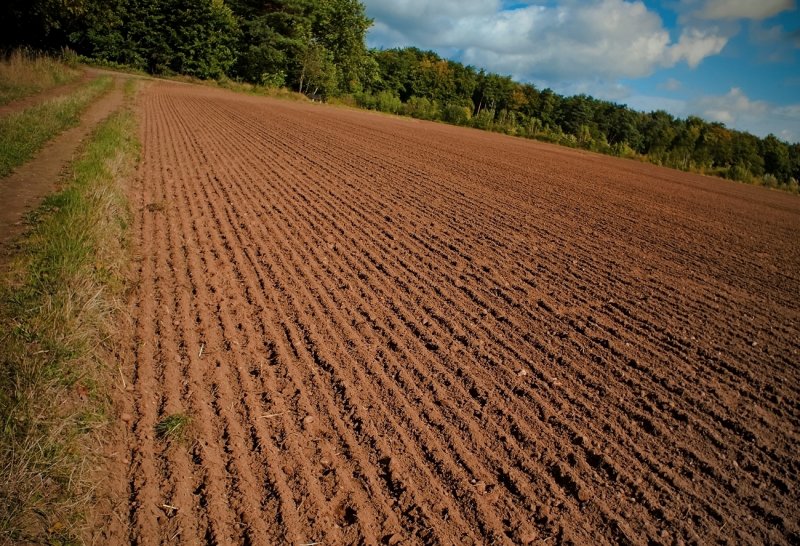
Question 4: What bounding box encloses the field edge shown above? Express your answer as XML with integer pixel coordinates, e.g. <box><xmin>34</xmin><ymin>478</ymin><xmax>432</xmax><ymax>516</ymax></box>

<box><xmin>0</xmin><ymin>88</ymin><xmax>139</xmax><ymax>544</ymax></box>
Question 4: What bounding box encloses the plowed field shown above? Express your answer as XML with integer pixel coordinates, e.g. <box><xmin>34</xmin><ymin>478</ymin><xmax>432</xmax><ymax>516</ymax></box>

<box><xmin>109</xmin><ymin>81</ymin><xmax>800</xmax><ymax>545</ymax></box>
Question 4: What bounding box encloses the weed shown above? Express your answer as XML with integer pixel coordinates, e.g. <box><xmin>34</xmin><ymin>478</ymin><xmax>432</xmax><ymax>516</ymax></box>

<box><xmin>155</xmin><ymin>413</ymin><xmax>192</xmax><ymax>441</ymax></box>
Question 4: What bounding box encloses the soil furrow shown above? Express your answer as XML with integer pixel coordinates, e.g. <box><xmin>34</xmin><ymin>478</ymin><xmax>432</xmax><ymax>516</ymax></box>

<box><xmin>117</xmin><ymin>82</ymin><xmax>800</xmax><ymax>546</ymax></box>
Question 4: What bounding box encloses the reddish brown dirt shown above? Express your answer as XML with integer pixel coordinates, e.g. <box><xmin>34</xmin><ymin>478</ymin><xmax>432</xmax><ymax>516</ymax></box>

<box><xmin>104</xmin><ymin>81</ymin><xmax>800</xmax><ymax>545</ymax></box>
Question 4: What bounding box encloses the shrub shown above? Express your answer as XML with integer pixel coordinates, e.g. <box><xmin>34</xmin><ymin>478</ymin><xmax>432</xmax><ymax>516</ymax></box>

<box><xmin>471</xmin><ymin>108</ymin><xmax>495</xmax><ymax>130</ymax></box>
<box><xmin>260</xmin><ymin>70</ymin><xmax>286</xmax><ymax>88</ymax></box>
<box><xmin>725</xmin><ymin>164</ymin><xmax>752</xmax><ymax>183</ymax></box>
<box><xmin>375</xmin><ymin>90</ymin><xmax>402</xmax><ymax>114</ymax></box>
<box><xmin>404</xmin><ymin>96</ymin><xmax>440</xmax><ymax>120</ymax></box>
<box><xmin>442</xmin><ymin>103</ymin><xmax>472</xmax><ymax>125</ymax></box>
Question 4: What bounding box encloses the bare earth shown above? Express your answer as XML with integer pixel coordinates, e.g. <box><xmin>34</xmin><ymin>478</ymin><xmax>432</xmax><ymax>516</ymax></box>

<box><xmin>103</xmin><ymin>81</ymin><xmax>799</xmax><ymax>545</ymax></box>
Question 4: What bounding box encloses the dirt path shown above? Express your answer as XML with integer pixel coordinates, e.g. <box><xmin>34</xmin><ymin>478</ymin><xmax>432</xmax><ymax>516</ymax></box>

<box><xmin>0</xmin><ymin>68</ymin><xmax>94</xmax><ymax>117</ymax></box>
<box><xmin>0</xmin><ymin>76</ymin><xmax>125</xmax><ymax>262</ymax></box>
<box><xmin>103</xmin><ymin>81</ymin><xmax>799</xmax><ymax>545</ymax></box>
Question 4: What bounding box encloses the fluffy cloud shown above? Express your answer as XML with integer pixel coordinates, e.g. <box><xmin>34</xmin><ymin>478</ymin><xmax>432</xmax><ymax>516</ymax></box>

<box><xmin>625</xmin><ymin>88</ymin><xmax>800</xmax><ymax>141</ymax></box>
<box><xmin>664</xmin><ymin>28</ymin><xmax>728</xmax><ymax>67</ymax></box>
<box><xmin>689</xmin><ymin>88</ymin><xmax>800</xmax><ymax>140</ymax></box>
<box><xmin>691</xmin><ymin>0</ymin><xmax>795</xmax><ymax>21</ymax></box>
<box><xmin>692</xmin><ymin>87</ymin><xmax>769</xmax><ymax>124</ymax></box>
<box><xmin>363</xmin><ymin>0</ymin><xmax>728</xmax><ymax>82</ymax></box>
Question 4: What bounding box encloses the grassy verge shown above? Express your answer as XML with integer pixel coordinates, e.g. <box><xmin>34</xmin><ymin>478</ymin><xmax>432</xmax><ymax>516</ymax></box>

<box><xmin>0</xmin><ymin>49</ymin><xmax>81</xmax><ymax>106</ymax></box>
<box><xmin>0</xmin><ymin>102</ymin><xmax>138</xmax><ymax>544</ymax></box>
<box><xmin>0</xmin><ymin>75</ymin><xmax>113</xmax><ymax>177</ymax></box>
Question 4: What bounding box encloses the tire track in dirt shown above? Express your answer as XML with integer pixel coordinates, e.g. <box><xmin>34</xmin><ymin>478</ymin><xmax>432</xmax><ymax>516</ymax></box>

<box><xmin>115</xmin><ymin>82</ymin><xmax>800</xmax><ymax>545</ymax></box>
<box><xmin>0</xmin><ymin>75</ymin><xmax>125</xmax><ymax>259</ymax></box>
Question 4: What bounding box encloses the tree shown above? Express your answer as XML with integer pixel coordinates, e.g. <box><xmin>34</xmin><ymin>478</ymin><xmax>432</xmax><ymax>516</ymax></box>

<box><xmin>640</xmin><ymin>110</ymin><xmax>677</xmax><ymax>156</ymax></box>
<box><xmin>696</xmin><ymin>123</ymin><xmax>733</xmax><ymax>169</ymax></box>
<box><xmin>762</xmin><ymin>134</ymin><xmax>791</xmax><ymax>181</ymax></box>
<box><xmin>313</xmin><ymin>0</ymin><xmax>372</xmax><ymax>93</ymax></box>
<box><xmin>79</xmin><ymin>0</ymin><xmax>237</xmax><ymax>78</ymax></box>
<box><xmin>731</xmin><ymin>132</ymin><xmax>764</xmax><ymax>177</ymax></box>
<box><xmin>558</xmin><ymin>95</ymin><xmax>593</xmax><ymax>136</ymax></box>
<box><xmin>227</xmin><ymin>0</ymin><xmax>371</xmax><ymax>95</ymax></box>
<box><xmin>168</xmin><ymin>0</ymin><xmax>238</xmax><ymax>78</ymax></box>
<box><xmin>1</xmin><ymin>0</ymin><xmax>89</xmax><ymax>50</ymax></box>
<box><xmin>297</xmin><ymin>37</ymin><xmax>336</xmax><ymax>95</ymax></box>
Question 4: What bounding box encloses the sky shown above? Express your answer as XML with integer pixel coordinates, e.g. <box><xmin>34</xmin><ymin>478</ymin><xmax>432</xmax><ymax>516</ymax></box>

<box><xmin>360</xmin><ymin>0</ymin><xmax>800</xmax><ymax>142</ymax></box>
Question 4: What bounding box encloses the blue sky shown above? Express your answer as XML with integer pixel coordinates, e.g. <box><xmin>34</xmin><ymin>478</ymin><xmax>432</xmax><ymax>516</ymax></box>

<box><xmin>361</xmin><ymin>0</ymin><xmax>800</xmax><ymax>142</ymax></box>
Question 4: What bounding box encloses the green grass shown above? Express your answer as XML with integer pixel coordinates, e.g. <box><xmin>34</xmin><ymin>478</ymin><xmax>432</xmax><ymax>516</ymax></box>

<box><xmin>155</xmin><ymin>413</ymin><xmax>192</xmax><ymax>441</ymax></box>
<box><xmin>0</xmin><ymin>49</ymin><xmax>81</xmax><ymax>106</ymax></box>
<box><xmin>0</xmin><ymin>75</ymin><xmax>113</xmax><ymax>177</ymax></box>
<box><xmin>0</xmin><ymin>101</ymin><xmax>138</xmax><ymax>544</ymax></box>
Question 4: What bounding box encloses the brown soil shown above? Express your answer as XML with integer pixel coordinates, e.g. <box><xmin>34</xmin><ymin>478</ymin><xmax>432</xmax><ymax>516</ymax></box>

<box><xmin>0</xmin><ymin>76</ymin><xmax>124</xmax><ymax>261</ymax></box>
<box><xmin>102</xmin><ymin>81</ymin><xmax>799</xmax><ymax>545</ymax></box>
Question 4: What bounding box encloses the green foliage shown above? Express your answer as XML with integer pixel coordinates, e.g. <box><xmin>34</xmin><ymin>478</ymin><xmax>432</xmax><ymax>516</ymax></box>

<box><xmin>404</xmin><ymin>95</ymin><xmax>440</xmax><ymax>120</ymax></box>
<box><xmin>360</xmin><ymin>48</ymin><xmax>798</xmax><ymax>190</ymax></box>
<box><xmin>298</xmin><ymin>38</ymin><xmax>337</xmax><ymax>95</ymax></box>
<box><xmin>442</xmin><ymin>103</ymin><xmax>472</xmax><ymax>125</ymax></box>
<box><xmin>355</xmin><ymin>90</ymin><xmax>403</xmax><ymax>114</ymax></box>
<box><xmin>471</xmin><ymin>108</ymin><xmax>495</xmax><ymax>131</ymax></box>
<box><xmin>228</xmin><ymin>0</ymin><xmax>372</xmax><ymax>96</ymax></box>
<box><xmin>260</xmin><ymin>70</ymin><xmax>287</xmax><ymax>88</ymax></box>
<box><xmin>83</xmin><ymin>0</ymin><xmax>238</xmax><ymax>79</ymax></box>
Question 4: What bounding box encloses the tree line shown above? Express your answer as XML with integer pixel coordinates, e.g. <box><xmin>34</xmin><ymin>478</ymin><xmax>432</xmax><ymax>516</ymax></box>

<box><xmin>359</xmin><ymin>48</ymin><xmax>798</xmax><ymax>189</ymax></box>
<box><xmin>2</xmin><ymin>0</ymin><xmax>797</xmax><ymax>190</ymax></box>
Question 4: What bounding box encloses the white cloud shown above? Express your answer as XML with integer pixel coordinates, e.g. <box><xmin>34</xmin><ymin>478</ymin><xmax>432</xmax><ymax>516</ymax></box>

<box><xmin>665</xmin><ymin>28</ymin><xmax>728</xmax><ymax>67</ymax></box>
<box><xmin>544</xmin><ymin>79</ymin><xmax>633</xmax><ymax>101</ymax></box>
<box><xmin>623</xmin><ymin>89</ymin><xmax>800</xmax><ymax>141</ymax></box>
<box><xmin>688</xmin><ymin>88</ymin><xmax>800</xmax><ymax>140</ymax></box>
<box><xmin>692</xmin><ymin>0</ymin><xmax>795</xmax><ymax>21</ymax></box>
<box><xmin>363</xmin><ymin>0</ymin><xmax>728</xmax><ymax>82</ymax></box>
<box><xmin>692</xmin><ymin>87</ymin><xmax>769</xmax><ymax>123</ymax></box>
<box><xmin>362</xmin><ymin>0</ymin><xmax>799</xmax><ymax>141</ymax></box>
<box><xmin>747</xmin><ymin>21</ymin><xmax>800</xmax><ymax>62</ymax></box>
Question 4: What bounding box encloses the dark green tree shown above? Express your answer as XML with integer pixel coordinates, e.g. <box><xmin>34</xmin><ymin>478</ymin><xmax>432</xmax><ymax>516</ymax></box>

<box><xmin>762</xmin><ymin>134</ymin><xmax>792</xmax><ymax>180</ymax></box>
<box><xmin>80</xmin><ymin>0</ymin><xmax>237</xmax><ymax>78</ymax></box>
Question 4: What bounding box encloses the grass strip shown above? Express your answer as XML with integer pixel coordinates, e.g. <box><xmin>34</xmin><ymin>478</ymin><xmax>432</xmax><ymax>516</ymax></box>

<box><xmin>0</xmin><ymin>49</ymin><xmax>81</xmax><ymax>106</ymax></box>
<box><xmin>0</xmin><ymin>75</ymin><xmax>113</xmax><ymax>177</ymax></box>
<box><xmin>0</xmin><ymin>103</ymin><xmax>138</xmax><ymax>544</ymax></box>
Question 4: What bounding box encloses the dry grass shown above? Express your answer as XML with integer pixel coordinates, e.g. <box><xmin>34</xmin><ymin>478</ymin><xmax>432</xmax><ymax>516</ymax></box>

<box><xmin>0</xmin><ymin>49</ymin><xmax>80</xmax><ymax>106</ymax></box>
<box><xmin>0</xmin><ymin>102</ymin><xmax>138</xmax><ymax>544</ymax></box>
